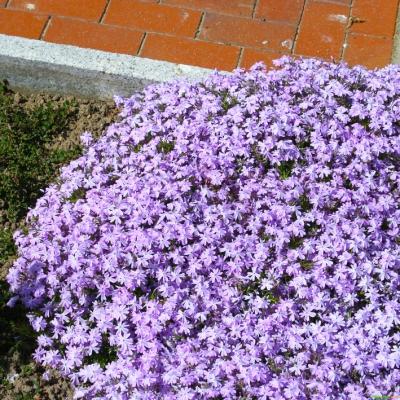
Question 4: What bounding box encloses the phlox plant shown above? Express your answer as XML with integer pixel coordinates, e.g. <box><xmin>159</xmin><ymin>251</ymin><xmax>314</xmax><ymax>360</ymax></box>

<box><xmin>7</xmin><ymin>57</ymin><xmax>400</xmax><ymax>399</ymax></box>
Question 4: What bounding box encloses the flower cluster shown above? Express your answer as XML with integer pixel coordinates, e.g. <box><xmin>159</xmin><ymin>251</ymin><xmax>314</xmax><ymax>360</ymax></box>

<box><xmin>7</xmin><ymin>57</ymin><xmax>400</xmax><ymax>399</ymax></box>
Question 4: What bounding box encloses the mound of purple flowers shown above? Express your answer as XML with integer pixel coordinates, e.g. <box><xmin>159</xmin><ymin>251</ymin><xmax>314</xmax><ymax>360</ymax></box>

<box><xmin>7</xmin><ymin>57</ymin><xmax>400</xmax><ymax>399</ymax></box>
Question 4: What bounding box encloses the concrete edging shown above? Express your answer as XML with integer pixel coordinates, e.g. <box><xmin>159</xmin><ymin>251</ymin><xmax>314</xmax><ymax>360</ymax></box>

<box><xmin>0</xmin><ymin>34</ymin><xmax>214</xmax><ymax>100</ymax></box>
<box><xmin>392</xmin><ymin>2</ymin><xmax>400</xmax><ymax>64</ymax></box>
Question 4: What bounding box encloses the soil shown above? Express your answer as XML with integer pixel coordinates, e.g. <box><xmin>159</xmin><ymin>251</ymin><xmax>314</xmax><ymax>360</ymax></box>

<box><xmin>0</xmin><ymin>87</ymin><xmax>121</xmax><ymax>400</ymax></box>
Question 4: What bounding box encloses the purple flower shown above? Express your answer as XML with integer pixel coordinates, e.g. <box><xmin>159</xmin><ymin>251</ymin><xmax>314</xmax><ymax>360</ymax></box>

<box><xmin>7</xmin><ymin>57</ymin><xmax>400</xmax><ymax>399</ymax></box>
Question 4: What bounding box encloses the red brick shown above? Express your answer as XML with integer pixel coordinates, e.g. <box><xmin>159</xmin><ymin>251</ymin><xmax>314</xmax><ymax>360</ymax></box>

<box><xmin>8</xmin><ymin>0</ymin><xmax>107</xmax><ymax>21</ymax></box>
<box><xmin>295</xmin><ymin>1</ymin><xmax>348</xmax><ymax>59</ymax></box>
<box><xmin>141</xmin><ymin>33</ymin><xmax>240</xmax><ymax>70</ymax></box>
<box><xmin>255</xmin><ymin>0</ymin><xmax>304</xmax><ymax>24</ymax></box>
<box><xmin>163</xmin><ymin>0</ymin><xmax>255</xmax><ymax>17</ymax></box>
<box><xmin>344</xmin><ymin>33</ymin><xmax>393</xmax><ymax>68</ymax></box>
<box><xmin>0</xmin><ymin>8</ymin><xmax>47</xmax><ymax>38</ymax></box>
<box><xmin>199</xmin><ymin>13</ymin><xmax>295</xmax><ymax>52</ymax></box>
<box><xmin>44</xmin><ymin>17</ymin><xmax>143</xmax><ymax>55</ymax></box>
<box><xmin>350</xmin><ymin>0</ymin><xmax>398</xmax><ymax>37</ymax></box>
<box><xmin>240</xmin><ymin>48</ymin><xmax>285</xmax><ymax>69</ymax></box>
<box><xmin>104</xmin><ymin>0</ymin><xmax>201</xmax><ymax>37</ymax></box>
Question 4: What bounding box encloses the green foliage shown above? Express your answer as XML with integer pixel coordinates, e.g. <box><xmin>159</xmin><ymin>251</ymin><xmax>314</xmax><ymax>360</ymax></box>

<box><xmin>156</xmin><ymin>140</ymin><xmax>175</xmax><ymax>154</ymax></box>
<box><xmin>277</xmin><ymin>160</ymin><xmax>295</xmax><ymax>179</ymax></box>
<box><xmin>380</xmin><ymin>218</ymin><xmax>389</xmax><ymax>231</ymax></box>
<box><xmin>240</xmin><ymin>273</ymin><xmax>279</xmax><ymax>305</ymax></box>
<box><xmin>0</xmin><ymin>228</ymin><xmax>16</xmax><ymax>265</ymax></box>
<box><xmin>298</xmin><ymin>194</ymin><xmax>313</xmax><ymax>212</ymax></box>
<box><xmin>83</xmin><ymin>335</ymin><xmax>118</xmax><ymax>368</ymax></box>
<box><xmin>297</xmin><ymin>139</ymin><xmax>311</xmax><ymax>150</ymax></box>
<box><xmin>234</xmin><ymin>155</ymin><xmax>246</xmax><ymax>174</ymax></box>
<box><xmin>67</xmin><ymin>187</ymin><xmax>87</xmax><ymax>203</ymax></box>
<box><xmin>251</xmin><ymin>144</ymin><xmax>271</xmax><ymax>171</ymax></box>
<box><xmin>299</xmin><ymin>259</ymin><xmax>314</xmax><ymax>271</ymax></box>
<box><xmin>220</xmin><ymin>90</ymin><xmax>239</xmax><ymax>112</ymax></box>
<box><xmin>305</xmin><ymin>221</ymin><xmax>320</xmax><ymax>237</ymax></box>
<box><xmin>0</xmin><ymin>280</ymin><xmax>37</xmax><ymax>386</ymax></box>
<box><xmin>0</xmin><ymin>81</ymin><xmax>79</xmax><ymax>222</ymax></box>
<box><xmin>131</xmin><ymin>132</ymin><xmax>153</xmax><ymax>153</ymax></box>
<box><xmin>288</xmin><ymin>236</ymin><xmax>303</xmax><ymax>249</ymax></box>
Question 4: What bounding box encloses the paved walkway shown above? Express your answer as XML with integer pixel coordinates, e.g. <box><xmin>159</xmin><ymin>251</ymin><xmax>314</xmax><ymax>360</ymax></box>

<box><xmin>0</xmin><ymin>0</ymin><xmax>399</xmax><ymax>71</ymax></box>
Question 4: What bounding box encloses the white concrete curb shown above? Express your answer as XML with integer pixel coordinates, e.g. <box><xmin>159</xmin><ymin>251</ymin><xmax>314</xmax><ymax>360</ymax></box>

<box><xmin>392</xmin><ymin>5</ymin><xmax>400</xmax><ymax>64</ymax></box>
<box><xmin>0</xmin><ymin>34</ymin><xmax>215</xmax><ymax>99</ymax></box>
